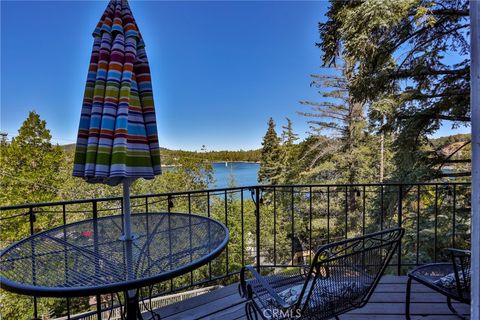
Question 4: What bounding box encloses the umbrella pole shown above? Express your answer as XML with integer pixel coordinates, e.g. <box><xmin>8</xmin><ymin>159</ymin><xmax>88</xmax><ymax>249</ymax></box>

<box><xmin>122</xmin><ymin>180</ymin><xmax>139</xmax><ymax>318</ymax></box>
<box><xmin>122</xmin><ymin>179</ymin><xmax>133</xmax><ymax>241</ymax></box>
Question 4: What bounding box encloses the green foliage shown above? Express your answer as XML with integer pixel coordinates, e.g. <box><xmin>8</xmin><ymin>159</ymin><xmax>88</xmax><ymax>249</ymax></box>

<box><xmin>133</xmin><ymin>157</ymin><xmax>213</xmax><ymax>194</ymax></box>
<box><xmin>258</xmin><ymin>118</ymin><xmax>304</xmax><ymax>185</ymax></box>
<box><xmin>278</xmin><ymin>118</ymin><xmax>301</xmax><ymax>184</ymax></box>
<box><xmin>430</xmin><ymin>133</ymin><xmax>471</xmax><ymax>148</ymax></box>
<box><xmin>258</xmin><ymin>118</ymin><xmax>282</xmax><ymax>184</ymax></box>
<box><xmin>63</xmin><ymin>144</ymin><xmax>261</xmax><ymax>165</ymax></box>
<box><xmin>0</xmin><ymin>111</ymin><xmax>64</xmax><ymax>207</ymax></box>
<box><xmin>1</xmin><ymin>8</ymin><xmax>475</xmax><ymax>311</ymax></box>
<box><xmin>298</xmin><ymin>67</ymin><xmax>386</xmax><ymax>184</ymax></box>
<box><xmin>159</xmin><ymin>148</ymin><xmax>260</xmax><ymax>165</ymax></box>
<box><xmin>0</xmin><ymin>111</ymin><xmax>472</xmax><ymax>319</ymax></box>
<box><xmin>318</xmin><ymin>0</ymin><xmax>471</xmax><ymax>182</ymax></box>
<box><xmin>0</xmin><ymin>112</ymin><xmax>215</xmax><ymax>319</ymax></box>
<box><xmin>0</xmin><ymin>112</ymin><xmax>70</xmax><ymax>320</ymax></box>
<box><xmin>0</xmin><ymin>111</ymin><xmax>66</xmax><ymax>242</ymax></box>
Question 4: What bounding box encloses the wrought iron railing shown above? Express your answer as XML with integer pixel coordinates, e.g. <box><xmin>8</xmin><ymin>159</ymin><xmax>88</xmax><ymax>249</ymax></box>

<box><xmin>0</xmin><ymin>182</ymin><xmax>471</xmax><ymax>319</ymax></box>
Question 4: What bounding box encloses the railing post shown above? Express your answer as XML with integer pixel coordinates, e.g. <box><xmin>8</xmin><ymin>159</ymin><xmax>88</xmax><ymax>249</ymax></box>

<box><xmin>309</xmin><ymin>186</ymin><xmax>312</xmax><ymax>265</ymax></box>
<box><xmin>29</xmin><ymin>207</ymin><xmax>39</xmax><ymax>320</ymax></box>
<box><xmin>345</xmin><ymin>185</ymin><xmax>348</xmax><ymax>239</ymax></box>
<box><xmin>29</xmin><ymin>207</ymin><xmax>35</xmax><ymax>236</ymax></box>
<box><xmin>167</xmin><ymin>195</ymin><xmax>173</xmax><ymax>213</ymax></box>
<box><xmin>255</xmin><ymin>186</ymin><xmax>261</xmax><ymax>271</ymax></box>
<box><xmin>92</xmin><ymin>201</ymin><xmax>102</xmax><ymax>320</ymax></box>
<box><xmin>62</xmin><ymin>204</ymin><xmax>71</xmax><ymax>319</ymax></box>
<box><xmin>93</xmin><ymin>200</ymin><xmax>98</xmax><ymax>220</ymax></box>
<box><xmin>380</xmin><ymin>185</ymin><xmax>384</xmax><ymax>231</ymax></box>
<box><xmin>207</xmin><ymin>191</ymin><xmax>212</xmax><ymax>281</ymax></box>
<box><xmin>416</xmin><ymin>185</ymin><xmax>421</xmax><ymax>266</ymax></box>
<box><xmin>273</xmin><ymin>187</ymin><xmax>277</xmax><ymax>266</ymax></box>
<box><xmin>291</xmin><ymin>186</ymin><xmax>295</xmax><ymax>264</ymax></box>
<box><xmin>434</xmin><ymin>184</ymin><xmax>438</xmax><ymax>263</ymax></box>
<box><xmin>224</xmin><ymin>190</ymin><xmax>228</xmax><ymax>276</ymax></box>
<box><xmin>452</xmin><ymin>184</ymin><xmax>456</xmax><ymax>248</ymax></box>
<box><xmin>327</xmin><ymin>186</ymin><xmax>330</xmax><ymax>243</ymax></box>
<box><xmin>241</xmin><ymin>189</ymin><xmax>245</xmax><ymax>267</ymax></box>
<box><xmin>362</xmin><ymin>185</ymin><xmax>366</xmax><ymax>236</ymax></box>
<box><xmin>397</xmin><ymin>185</ymin><xmax>403</xmax><ymax>276</ymax></box>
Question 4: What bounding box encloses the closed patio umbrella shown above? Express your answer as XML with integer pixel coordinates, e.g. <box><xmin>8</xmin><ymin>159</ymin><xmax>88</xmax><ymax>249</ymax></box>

<box><xmin>73</xmin><ymin>0</ymin><xmax>161</xmax><ymax>241</ymax></box>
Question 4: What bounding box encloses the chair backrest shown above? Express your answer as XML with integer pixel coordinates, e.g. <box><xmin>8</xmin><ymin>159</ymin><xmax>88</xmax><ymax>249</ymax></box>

<box><xmin>296</xmin><ymin>228</ymin><xmax>404</xmax><ymax>319</ymax></box>
<box><xmin>449</xmin><ymin>249</ymin><xmax>471</xmax><ymax>300</ymax></box>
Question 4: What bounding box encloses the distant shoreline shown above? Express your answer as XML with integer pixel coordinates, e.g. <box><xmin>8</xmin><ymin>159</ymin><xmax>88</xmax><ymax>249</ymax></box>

<box><xmin>162</xmin><ymin>161</ymin><xmax>259</xmax><ymax>168</ymax></box>
<box><xmin>211</xmin><ymin>161</ymin><xmax>260</xmax><ymax>164</ymax></box>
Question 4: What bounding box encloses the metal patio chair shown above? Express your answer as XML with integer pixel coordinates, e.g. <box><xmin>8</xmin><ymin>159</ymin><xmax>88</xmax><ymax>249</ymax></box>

<box><xmin>239</xmin><ymin>228</ymin><xmax>404</xmax><ymax>320</ymax></box>
<box><xmin>406</xmin><ymin>248</ymin><xmax>471</xmax><ymax>320</ymax></box>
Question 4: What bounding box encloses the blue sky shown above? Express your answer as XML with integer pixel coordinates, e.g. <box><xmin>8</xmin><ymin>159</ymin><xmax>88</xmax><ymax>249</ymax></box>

<box><xmin>0</xmin><ymin>1</ymin><xmax>470</xmax><ymax>151</ymax></box>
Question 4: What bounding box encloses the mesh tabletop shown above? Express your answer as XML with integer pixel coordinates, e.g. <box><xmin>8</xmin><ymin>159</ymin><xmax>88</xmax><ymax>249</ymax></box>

<box><xmin>0</xmin><ymin>212</ymin><xmax>228</xmax><ymax>297</ymax></box>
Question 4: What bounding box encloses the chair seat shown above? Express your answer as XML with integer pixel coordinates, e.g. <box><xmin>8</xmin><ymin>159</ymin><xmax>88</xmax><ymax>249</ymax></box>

<box><xmin>305</xmin><ymin>278</ymin><xmax>369</xmax><ymax>310</ymax></box>
<box><xmin>248</xmin><ymin>272</ymin><xmax>306</xmax><ymax>307</ymax></box>
<box><xmin>240</xmin><ymin>228</ymin><xmax>405</xmax><ymax>320</ymax></box>
<box><xmin>408</xmin><ymin>263</ymin><xmax>470</xmax><ymax>303</ymax></box>
<box><xmin>249</xmin><ymin>275</ymin><xmax>369</xmax><ymax>320</ymax></box>
<box><xmin>409</xmin><ymin>263</ymin><xmax>455</xmax><ymax>281</ymax></box>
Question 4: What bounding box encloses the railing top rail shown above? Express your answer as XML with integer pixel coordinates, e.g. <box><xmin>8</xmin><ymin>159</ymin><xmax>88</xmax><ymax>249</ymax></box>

<box><xmin>0</xmin><ymin>182</ymin><xmax>471</xmax><ymax>211</ymax></box>
<box><xmin>263</xmin><ymin>182</ymin><xmax>471</xmax><ymax>188</ymax></box>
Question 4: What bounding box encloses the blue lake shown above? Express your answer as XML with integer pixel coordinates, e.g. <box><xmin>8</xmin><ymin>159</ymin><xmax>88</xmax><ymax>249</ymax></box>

<box><xmin>210</xmin><ymin>162</ymin><xmax>259</xmax><ymax>188</ymax></box>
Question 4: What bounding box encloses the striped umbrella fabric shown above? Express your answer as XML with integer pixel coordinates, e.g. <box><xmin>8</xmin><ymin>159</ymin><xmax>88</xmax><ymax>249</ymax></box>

<box><xmin>73</xmin><ymin>0</ymin><xmax>161</xmax><ymax>186</ymax></box>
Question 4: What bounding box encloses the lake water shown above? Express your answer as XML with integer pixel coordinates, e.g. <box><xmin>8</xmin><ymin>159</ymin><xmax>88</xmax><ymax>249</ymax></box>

<box><xmin>210</xmin><ymin>162</ymin><xmax>259</xmax><ymax>188</ymax></box>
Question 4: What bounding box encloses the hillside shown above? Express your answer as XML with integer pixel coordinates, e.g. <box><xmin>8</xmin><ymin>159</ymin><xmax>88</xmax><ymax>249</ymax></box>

<box><xmin>430</xmin><ymin>133</ymin><xmax>471</xmax><ymax>179</ymax></box>
<box><xmin>61</xmin><ymin>144</ymin><xmax>261</xmax><ymax>165</ymax></box>
<box><xmin>430</xmin><ymin>133</ymin><xmax>471</xmax><ymax>148</ymax></box>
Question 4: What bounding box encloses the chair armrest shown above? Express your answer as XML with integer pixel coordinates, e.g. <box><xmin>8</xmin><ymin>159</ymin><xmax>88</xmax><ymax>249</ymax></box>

<box><xmin>445</xmin><ymin>248</ymin><xmax>471</xmax><ymax>299</ymax></box>
<box><xmin>446</xmin><ymin>248</ymin><xmax>471</xmax><ymax>256</ymax></box>
<box><xmin>239</xmin><ymin>265</ymin><xmax>309</xmax><ymax>296</ymax></box>
<box><xmin>239</xmin><ymin>265</ymin><xmax>294</xmax><ymax>309</ymax></box>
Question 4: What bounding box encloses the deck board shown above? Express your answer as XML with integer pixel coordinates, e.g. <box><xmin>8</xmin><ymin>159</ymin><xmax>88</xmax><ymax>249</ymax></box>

<box><xmin>152</xmin><ymin>275</ymin><xmax>470</xmax><ymax>320</ymax></box>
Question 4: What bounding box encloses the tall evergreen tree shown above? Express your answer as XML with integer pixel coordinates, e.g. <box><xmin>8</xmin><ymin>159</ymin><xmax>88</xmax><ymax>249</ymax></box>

<box><xmin>0</xmin><ymin>111</ymin><xmax>66</xmax><ymax>319</ymax></box>
<box><xmin>281</xmin><ymin>118</ymin><xmax>299</xmax><ymax>146</ymax></box>
<box><xmin>258</xmin><ymin>118</ymin><xmax>282</xmax><ymax>184</ymax></box>
<box><xmin>0</xmin><ymin>111</ymin><xmax>64</xmax><ymax>207</ymax></box>
<box><xmin>298</xmin><ymin>67</ymin><xmax>380</xmax><ymax>184</ymax></box>
<box><xmin>279</xmin><ymin>118</ymin><xmax>300</xmax><ymax>184</ymax></box>
<box><xmin>318</xmin><ymin>0</ymin><xmax>471</xmax><ymax>181</ymax></box>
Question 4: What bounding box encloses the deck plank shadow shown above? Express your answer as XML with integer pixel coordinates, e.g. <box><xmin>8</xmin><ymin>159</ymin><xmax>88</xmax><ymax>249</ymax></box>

<box><xmin>151</xmin><ymin>275</ymin><xmax>470</xmax><ymax>320</ymax></box>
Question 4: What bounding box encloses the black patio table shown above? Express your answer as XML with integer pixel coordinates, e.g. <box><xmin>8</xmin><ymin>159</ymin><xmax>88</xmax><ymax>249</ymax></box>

<box><xmin>0</xmin><ymin>212</ymin><xmax>229</xmax><ymax>320</ymax></box>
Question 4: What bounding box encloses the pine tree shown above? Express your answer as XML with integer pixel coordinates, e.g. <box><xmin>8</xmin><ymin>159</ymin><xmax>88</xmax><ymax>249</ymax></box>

<box><xmin>279</xmin><ymin>118</ymin><xmax>300</xmax><ymax>184</ymax></box>
<box><xmin>0</xmin><ymin>111</ymin><xmax>65</xmax><ymax>319</ymax></box>
<box><xmin>0</xmin><ymin>111</ymin><xmax>64</xmax><ymax>207</ymax></box>
<box><xmin>298</xmin><ymin>66</ymin><xmax>379</xmax><ymax>184</ymax></box>
<box><xmin>0</xmin><ymin>111</ymin><xmax>66</xmax><ymax>238</ymax></box>
<box><xmin>318</xmin><ymin>0</ymin><xmax>471</xmax><ymax>181</ymax></box>
<box><xmin>258</xmin><ymin>118</ymin><xmax>282</xmax><ymax>184</ymax></box>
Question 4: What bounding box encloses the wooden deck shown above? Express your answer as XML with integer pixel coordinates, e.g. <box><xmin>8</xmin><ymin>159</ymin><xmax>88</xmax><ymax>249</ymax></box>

<box><xmin>152</xmin><ymin>276</ymin><xmax>470</xmax><ymax>320</ymax></box>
